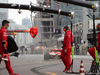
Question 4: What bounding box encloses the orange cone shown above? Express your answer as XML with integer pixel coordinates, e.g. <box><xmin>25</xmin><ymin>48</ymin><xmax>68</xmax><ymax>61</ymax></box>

<box><xmin>79</xmin><ymin>60</ymin><xmax>85</xmax><ymax>75</ymax></box>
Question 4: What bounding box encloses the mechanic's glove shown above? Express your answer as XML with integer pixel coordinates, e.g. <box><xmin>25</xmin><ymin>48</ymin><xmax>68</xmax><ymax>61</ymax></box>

<box><xmin>3</xmin><ymin>47</ymin><xmax>8</xmax><ymax>54</ymax></box>
<box><xmin>4</xmin><ymin>49</ymin><xmax>8</xmax><ymax>54</ymax></box>
<box><xmin>61</xmin><ymin>46</ymin><xmax>63</xmax><ymax>48</ymax></box>
<box><xmin>61</xmin><ymin>41</ymin><xmax>63</xmax><ymax>44</ymax></box>
<box><xmin>1</xmin><ymin>53</ymin><xmax>9</xmax><ymax>61</ymax></box>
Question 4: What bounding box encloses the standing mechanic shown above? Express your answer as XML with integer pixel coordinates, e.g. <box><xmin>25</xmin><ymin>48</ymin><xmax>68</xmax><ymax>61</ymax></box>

<box><xmin>61</xmin><ymin>26</ymin><xmax>73</xmax><ymax>72</ymax></box>
<box><xmin>88</xmin><ymin>23</ymin><xmax>100</xmax><ymax>60</ymax></box>
<box><xmin>0</xmin><ymin>20</ymin><xmax>19</xmax><ymax>75</ymax></box>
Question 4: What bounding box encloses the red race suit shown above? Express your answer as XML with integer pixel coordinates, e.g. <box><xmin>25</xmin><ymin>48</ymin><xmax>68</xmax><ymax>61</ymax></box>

<box><xmin>0</xmin><ymin>27</ymin><xmax>14</xmax><ymax>74</ymax></box>
<box><xmin>61</xmin><ymin>29</ymin><xmax>73</xmax><ymax>71</ymax></box>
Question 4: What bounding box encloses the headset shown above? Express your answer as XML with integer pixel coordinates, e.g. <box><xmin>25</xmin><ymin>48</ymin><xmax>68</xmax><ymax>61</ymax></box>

<box><xmin>63</xmin><ymin>26</ymin><xmax>69</xmax><ymax>31</ymax></box>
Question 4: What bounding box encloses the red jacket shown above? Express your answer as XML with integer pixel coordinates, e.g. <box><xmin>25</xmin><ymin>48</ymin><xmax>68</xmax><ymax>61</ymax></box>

<box><xmin>63</xmin><ymin>29</ymin><xmax>73</xmax><ymax>50</ymax></box>
<box><xmin>0</xmin><ymin>27</ymin><xmax>7</xmax><ymax>54</ymax></box>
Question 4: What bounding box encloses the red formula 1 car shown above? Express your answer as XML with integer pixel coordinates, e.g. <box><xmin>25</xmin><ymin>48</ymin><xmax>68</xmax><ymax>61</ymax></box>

<box><xmin>49</xmin><ymin>49</ymin><xmax>62</xmax><ymax>59</ymax></box>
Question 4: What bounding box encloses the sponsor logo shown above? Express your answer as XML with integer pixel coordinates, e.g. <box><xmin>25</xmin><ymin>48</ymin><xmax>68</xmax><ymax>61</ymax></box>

<box><xmin>3</xmin><ymin>32</ymin><xmax>7</xmax><ymax>36</ymax></box>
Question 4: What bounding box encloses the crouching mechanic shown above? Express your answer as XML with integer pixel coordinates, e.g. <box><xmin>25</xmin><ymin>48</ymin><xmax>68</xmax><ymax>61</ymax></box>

<box><xmin>0</xmin><ymin>20</ymin><xmax>19</xmax><ymax>75</ymax></box>
<box><xmin>88</xmin><ymin>23</ymin><xmax>100</xmax><ymax>60</ymax></box>
<box><xmin>61</xmin><ymin>26</ymin><xmax>73</xmax><ymax>72</ymax></box>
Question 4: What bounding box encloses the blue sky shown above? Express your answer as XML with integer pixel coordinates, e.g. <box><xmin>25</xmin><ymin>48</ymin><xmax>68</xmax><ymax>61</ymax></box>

<box><xmin>8</xmin><ymin>0</ymin><xmax>37</xmax><ymax>25</ymax></box>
